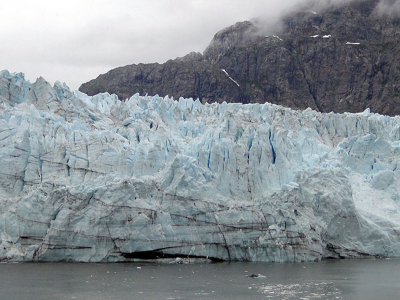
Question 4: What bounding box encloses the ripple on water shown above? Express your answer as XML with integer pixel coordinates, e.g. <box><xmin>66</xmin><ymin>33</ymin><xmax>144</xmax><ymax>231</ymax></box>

<box><xmin>258</xmin><ymin>282</ymin><xmax>343</xmax><ymax>300</ymax></box>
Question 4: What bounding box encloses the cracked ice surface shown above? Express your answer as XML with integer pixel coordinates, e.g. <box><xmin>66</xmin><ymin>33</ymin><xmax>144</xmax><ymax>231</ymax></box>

<box><xmin>1</xmin><ymin>70</ymin><xmax>400</xmax><ymax>262</ymax></box>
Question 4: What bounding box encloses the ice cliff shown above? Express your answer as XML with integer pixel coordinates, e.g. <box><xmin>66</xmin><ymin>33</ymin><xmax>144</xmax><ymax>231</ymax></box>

<box><xmin>1</xmin><ymin>70</ymin><xmax>400</xmax><ymax>262</ymax></box>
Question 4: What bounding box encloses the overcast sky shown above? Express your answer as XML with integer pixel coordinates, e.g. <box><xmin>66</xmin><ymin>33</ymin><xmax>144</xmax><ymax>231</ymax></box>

<box><xmin>1</xmin><ymin>0</ymin><xmax>345</xmax><ymax>90</ymax></box>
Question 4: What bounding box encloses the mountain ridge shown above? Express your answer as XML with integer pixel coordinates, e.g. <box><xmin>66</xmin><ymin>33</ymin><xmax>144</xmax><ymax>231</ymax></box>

<box><xmin>79</xmin><ymin>0</ymin><xmax>400</xmax><ymax>116</ymax></box>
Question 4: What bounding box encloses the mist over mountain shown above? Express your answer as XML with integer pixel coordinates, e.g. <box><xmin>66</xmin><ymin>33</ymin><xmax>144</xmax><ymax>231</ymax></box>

<box><xmin>79</xmin><ymin>0</ymin><xmax>400</xmax><ymax>116</ymax></box>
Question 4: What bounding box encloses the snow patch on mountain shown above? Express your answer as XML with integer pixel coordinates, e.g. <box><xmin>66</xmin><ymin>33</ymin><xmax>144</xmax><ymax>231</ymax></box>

<box><xmin>221</xmin><ymin>69</ymin><xmax>240</xmax><ymax>87</ymax></box>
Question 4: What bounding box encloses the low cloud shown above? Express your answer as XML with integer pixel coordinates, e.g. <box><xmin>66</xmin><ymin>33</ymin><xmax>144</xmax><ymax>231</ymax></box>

<box><xmin>249</xmin><ymin>0</ymin><xmax>358</xmax><ymax>37</ymax></box>
<box><xmin>375</xmin><ymin>0</ymin><xmax>400</xmax><ymax>17</ymax></box>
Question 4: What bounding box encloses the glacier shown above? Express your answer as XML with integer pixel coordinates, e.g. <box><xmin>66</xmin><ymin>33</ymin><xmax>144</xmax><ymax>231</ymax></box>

<box><xmin>1</xmin><ymin>69</ymin><xmax>400</xmax><ymax>262</ymax></box>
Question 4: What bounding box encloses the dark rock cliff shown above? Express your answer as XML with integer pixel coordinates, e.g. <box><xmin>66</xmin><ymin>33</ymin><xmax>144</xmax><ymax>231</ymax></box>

<box><xmin>79</xmin><ymin>0</ymin><xmax>400</xmax><ymax>116</ymax></box>
<box><xmin>79</xmin><ymin>53</ymin><xmax>244</xmax><ymax>104</ymax></box>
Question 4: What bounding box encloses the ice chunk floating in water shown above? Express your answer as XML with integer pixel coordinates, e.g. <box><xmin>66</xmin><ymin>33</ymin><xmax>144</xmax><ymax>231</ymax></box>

<box><xmin>0</xmin><ymin>70</ymin><xmax>400</xmax><ymax>262</ymax></box>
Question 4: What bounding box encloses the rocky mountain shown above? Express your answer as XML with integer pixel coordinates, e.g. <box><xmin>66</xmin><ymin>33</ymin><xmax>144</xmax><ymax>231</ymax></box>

<box><xmin>79</xmin><ymin>0</ymin><xmax>400</xmax><ymax>116</ymax></box>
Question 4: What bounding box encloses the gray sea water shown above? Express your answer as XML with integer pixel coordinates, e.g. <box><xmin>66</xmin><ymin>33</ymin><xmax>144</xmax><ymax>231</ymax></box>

<box><xmin>0</xmin><ymin>258</ymin><xmax>399</xmax><ymax>300</ymax></box>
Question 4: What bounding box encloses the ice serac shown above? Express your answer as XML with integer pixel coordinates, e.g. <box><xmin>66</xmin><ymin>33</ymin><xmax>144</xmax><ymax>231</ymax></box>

<box><xmin>1</xmin><ymin>70</ymin><xmax>400</xmax><ymax>263</ymax></box>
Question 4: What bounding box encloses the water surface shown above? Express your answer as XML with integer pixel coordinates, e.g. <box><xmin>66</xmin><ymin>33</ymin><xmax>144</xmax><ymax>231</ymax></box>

<box><xmin>1</xmin><ymin>259</ymin><xmax>399</xmax><ymax>300</ymax></box>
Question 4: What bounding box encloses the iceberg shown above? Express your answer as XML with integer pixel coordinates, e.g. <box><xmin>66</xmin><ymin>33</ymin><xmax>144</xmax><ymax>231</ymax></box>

<box><xmin>0</xmin><ymin>70</ymin><xmax>400</xmax><ymax>262</ymax></box>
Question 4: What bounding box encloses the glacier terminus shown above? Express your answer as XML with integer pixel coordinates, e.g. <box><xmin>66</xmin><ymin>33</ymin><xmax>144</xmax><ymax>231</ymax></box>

<box><xmin>1</xmin><ymin>70</ymin><xmax>400</xmax><ymax>262</ymax></box>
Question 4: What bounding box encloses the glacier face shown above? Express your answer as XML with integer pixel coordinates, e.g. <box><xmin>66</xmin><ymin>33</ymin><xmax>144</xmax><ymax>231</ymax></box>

<box><xmin>0</xmin><ymin>70</ymin><xmax>400</xmax><ymax>262</ymax></box>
